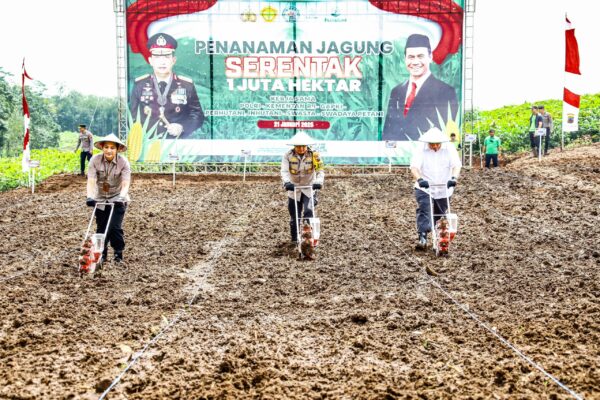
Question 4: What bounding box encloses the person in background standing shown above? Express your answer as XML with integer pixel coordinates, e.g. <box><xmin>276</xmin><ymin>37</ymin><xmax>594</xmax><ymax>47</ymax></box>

<box><xmin>482</xmin><ymin>129</ymin><xmax>501</xmax><ymax>168</ymax></box>
<box><xmin>538</xmin><ymin>105</ymin><xmax>553</xmax><ymax>155</ymax></box>
<box><xmin>449</xmin><ymin>133</ymin><xmax>462</xmax><ymax>159</ymax></box>
<box><xmin>527</xmin><ymin>105</ymin><xmax>543</xmax><ymax>157</ymax></box>
<box><xmin>74</xmin><ymin>124</ymin><xmax>94</xmax><ymax>176</ymax></box>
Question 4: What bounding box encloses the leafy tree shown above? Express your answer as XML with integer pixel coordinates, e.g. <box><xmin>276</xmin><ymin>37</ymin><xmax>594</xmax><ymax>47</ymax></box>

<box><xmin>0</xmin><ymin>69</ymin><xmax>17</xmax><ymax>155</ymax></box>
<box><xmin>0</xmin><ymin>75</ymin><xmax>117</xmax><ymax>156</ymax></box>
<box><xmin>52</xmin><ymin>91</ymin><xmax>118</xmax><ymax>135</ymax></box>
<box><xmin>24</xmin><ymin>82</ymin><xmax>61</xmax><ymax>150</ymax></box>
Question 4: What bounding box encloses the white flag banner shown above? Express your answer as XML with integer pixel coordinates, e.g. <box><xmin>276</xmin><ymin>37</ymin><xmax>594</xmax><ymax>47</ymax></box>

<box><xmin>562</xmin><ymin>97</ymin><xmax>579</xmax><ymax>133</ymax></box>
<box><xmin>563</xmin><ymin>16</ymin><xmax>581</xmax><ymax>133</ymax></box>
<box><xmin>21</xmin><ymin>59</ymin><xmax>33</xmax><ymax>172</ymax></box>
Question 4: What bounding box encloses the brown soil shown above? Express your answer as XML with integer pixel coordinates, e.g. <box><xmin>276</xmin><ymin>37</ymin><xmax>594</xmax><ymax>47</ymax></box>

<box><xmin>1</xmin><ymin>144</ymin><xmax>599</xmax><ymax>399</ymax></box>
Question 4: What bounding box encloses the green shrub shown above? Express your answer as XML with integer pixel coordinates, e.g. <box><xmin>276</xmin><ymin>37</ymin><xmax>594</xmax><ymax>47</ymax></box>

<box><xmin>0</xmin><ymin>148</ymin><xmax>80</xmax><ymax>191</ymax></box>
<box><xmin>464</xmin><ymin>93</ymin><xmax>600</xmax><ymax>153</ymax></box>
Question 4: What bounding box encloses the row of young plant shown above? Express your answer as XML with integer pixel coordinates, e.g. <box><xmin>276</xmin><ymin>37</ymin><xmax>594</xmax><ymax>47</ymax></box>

<box><xmin>0</xmin><ymin>149</ymin><xmax>83</xmax><ymax>192</ymax></box>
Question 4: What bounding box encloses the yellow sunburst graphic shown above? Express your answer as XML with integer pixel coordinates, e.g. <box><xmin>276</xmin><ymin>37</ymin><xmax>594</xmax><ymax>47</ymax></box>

<box><xmin>261</xmin><ymin>6</ymin><xmax>277</xmax><ymax>22</ymax></box>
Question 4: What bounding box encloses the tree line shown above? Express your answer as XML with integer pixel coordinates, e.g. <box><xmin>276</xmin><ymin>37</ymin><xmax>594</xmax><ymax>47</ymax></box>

<box><xmin>0</xmin><ymin>68</ymin><xmax>117</xmax><ymax>157</ymax></box>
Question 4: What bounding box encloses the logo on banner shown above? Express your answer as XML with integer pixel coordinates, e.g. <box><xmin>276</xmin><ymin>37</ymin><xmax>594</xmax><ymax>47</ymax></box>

<box><xmin>240</xmin><ymin>10</ymin><xmax>257</xmax><ymax>22</ymax></box>
<box><xmin>282</xmin><ymin>6</ymin><xmax>299</xmax><ymax>22</ymax></box>
<box><xmin>567</xmin><ymin>113</ymin><xmax>575</xmax><ymax>124</ymax></box>
<box><xmin>325</xmin><ymin>8</ymin><xmax>347</xmax><ymax>23</ymax></box>
<box><xmin>261</xmin><ymin>6</ymin><xmax>277</xmax><ymax>22</ymax></box>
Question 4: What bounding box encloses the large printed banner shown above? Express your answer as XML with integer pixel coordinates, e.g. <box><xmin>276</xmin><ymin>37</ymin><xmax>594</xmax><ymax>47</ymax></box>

<box><xmin>126</xmin><ymin>0</ymin><xmax>464</xmax><ymax>164</ymax></box>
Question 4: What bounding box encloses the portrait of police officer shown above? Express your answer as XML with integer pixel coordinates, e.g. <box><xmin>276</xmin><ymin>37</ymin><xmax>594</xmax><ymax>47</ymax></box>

<box><xmin>129</xmin><ymin>33</ymin><xmax>205</xmax><ymax>139</ymax></box>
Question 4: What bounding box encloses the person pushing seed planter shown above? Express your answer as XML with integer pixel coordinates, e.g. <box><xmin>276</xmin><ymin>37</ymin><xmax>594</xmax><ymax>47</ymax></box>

<box><xmin>280</xmin><ymin>131</ymin><xmax>324</xmax><ymax>258</ymax></box>
<box><xmin>85</xmin><ymin>134</ymin><xmax>132</xmax><ymax>264</ymax></box>
<box><xmin>410</xmin><ymin>127</ymin><xmax>462</xmax><ymax>251</ymax></box>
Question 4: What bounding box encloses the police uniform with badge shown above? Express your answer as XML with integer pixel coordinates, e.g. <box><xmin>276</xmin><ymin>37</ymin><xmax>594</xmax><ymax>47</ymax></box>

<box><xmin>280</xmin><ymin>131</ymin><xmax>325</xmax><ymax>243</ymax></box>
<box><xmin>129</xmin><ymin>33</ymin><xmax>204</xmax><ymax>139</ymax></box>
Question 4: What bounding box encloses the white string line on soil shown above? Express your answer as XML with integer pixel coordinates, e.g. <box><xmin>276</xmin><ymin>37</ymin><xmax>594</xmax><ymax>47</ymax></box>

<box><xmin>461</xmin><ymin>180</ymin><xmax>596</xmax><ymax>282</ymax></box>
<box><xmin>98</xmin><ymin>200</ymin><xmax>259</xmax><ymax>400</ymax></box>
<box><xmin>380</xmin><ymin>228</ymin><xmax>584</xmax><ymax>400</ymax></box>
<box><xmin>117</xmin><ymin>187</ymin><xmax>224</xmax><ymax>299</ymax></box>
<box><xmin>468</xmin><ymin>172</ymin><xmax>596</xmax><ymax>240</ymax></box>
<box><xmin>0</xmin><ymin>189</ymin><xmax>219</xmax><ymax>281</ymax></box>
<box><xmin>0</xmin><ymin>184</ymin><xmax>217</xmax><ymax>230</ymax></box>
<box><xmin>0</xmin><ymin>200</ymin><xmax>181</xmax><ymax>230</ymax></box>
<box><xmin>0</xmin><ymin>197</ymin><xmax>193</xmax><ymax>230</ymax></box>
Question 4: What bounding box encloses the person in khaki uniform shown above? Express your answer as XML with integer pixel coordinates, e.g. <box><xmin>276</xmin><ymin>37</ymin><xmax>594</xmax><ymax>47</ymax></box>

<box><xmin>86</xmin><ymin>134</ymin><xmax>131</xmax><ymax>263</ymax></box>
<box><xmin>538</xmin><ymin>105</ymin><xmax>553</xmax><ymax>155</ymax></box>
<box><xmin>280</xmin><ymin>131</ymin><xmax>325</xmax><ymax>243</ymax></box>
<box><xmin>74</xmin><ymin>124</ymin><xmax>94</xmax><ymax>176</ymax></box>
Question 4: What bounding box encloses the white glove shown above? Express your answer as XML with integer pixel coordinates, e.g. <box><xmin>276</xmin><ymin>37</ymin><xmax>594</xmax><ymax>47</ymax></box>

<box><xmin>166</xmin><ymin>123</ymin><xmax>183</xmax><ymax>137</ymax></box>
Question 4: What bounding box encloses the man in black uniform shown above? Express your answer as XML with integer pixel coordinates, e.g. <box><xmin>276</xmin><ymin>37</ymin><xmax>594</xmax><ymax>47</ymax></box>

<box><xmin>129</xmin><ymin>33</ymin><xmax>204</xmax><ymax>139</ymax></box>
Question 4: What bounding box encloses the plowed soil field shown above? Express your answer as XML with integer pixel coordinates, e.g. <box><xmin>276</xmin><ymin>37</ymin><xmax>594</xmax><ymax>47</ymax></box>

<box><xmin>1</xmin><ymin>144</ymin><xmax>599</xmax><ymax>399</ymax></box>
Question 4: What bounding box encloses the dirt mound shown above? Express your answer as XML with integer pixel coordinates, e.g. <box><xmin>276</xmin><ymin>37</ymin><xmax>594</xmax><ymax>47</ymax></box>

<box><xmin>0</xmin><ymin>146</ymin><xmax>598</xmax><ymax>399</ymax></box>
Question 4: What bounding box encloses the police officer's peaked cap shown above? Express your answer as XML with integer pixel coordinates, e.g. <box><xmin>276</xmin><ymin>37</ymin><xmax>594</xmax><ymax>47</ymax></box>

<box><xmin>405</xmin><ymin>34</ymin><xmax>431</xmax><ymax>52</ymax></box>
<box><xmin>95</xmin><ymin>133</ymin><xmax>127</xmax><ymax>152</ymax></box>
<box><xmin>287</xmin><ymin>131</ymin><xmax>316</xmax><ymax>146</ymax></box>
<box><xmin>419</xmin><ymin>127</ymin><xmax>449</xmax><ymax>144</ymax></box>
<box><xmin>148</xmin><ymin>33</ymin><xmax>178</xmax><ymax>55</ymax></box>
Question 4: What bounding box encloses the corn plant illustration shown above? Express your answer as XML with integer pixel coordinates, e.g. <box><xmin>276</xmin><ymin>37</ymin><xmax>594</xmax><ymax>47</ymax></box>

<box><xmin>126</xmin><ymin>107</ymin><xmax>164</xmax><ymax>162</ymax></box>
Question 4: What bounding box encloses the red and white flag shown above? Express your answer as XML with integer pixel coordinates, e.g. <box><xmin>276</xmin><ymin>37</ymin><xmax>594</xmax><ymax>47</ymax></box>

<box><xmin>563</xmin><ymin>16</ymin><xmax>581</xmax><ymax>132</ymax></box>
<box><xmin>21</xmin><ymin>59</ymin><xmax>33</xmax><ymax>172</ymax></box>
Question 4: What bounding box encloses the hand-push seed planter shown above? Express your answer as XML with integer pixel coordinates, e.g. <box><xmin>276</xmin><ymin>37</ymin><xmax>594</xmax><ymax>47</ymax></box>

<box><xmin>293</xmin><ymin>186</ymin><xmax>321</xmax><ymax>261</ymax></box>
<box><xmin>78</xmin><ymin>203</ymin><xmax>114</xmax><ymax>275</ymax></box>
<box><xmin>427</xmin><ymin>184</ymin><xmax>458</xmax><ymax>257</ymax></box>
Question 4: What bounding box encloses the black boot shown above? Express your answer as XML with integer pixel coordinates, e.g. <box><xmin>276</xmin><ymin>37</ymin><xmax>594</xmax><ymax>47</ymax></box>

<box><xmin>289</xmin><ymin>221</ymin><xmax>298</xmax><ymax>243</ymax></box>
<box><xmin>113</xmin><ymin>251</ymin><xmax>123</xmax><ymax>263</ymax></box>
<box><xmin>416</xmin><ymin>232</ymin><xmax>427</xmax><ymax>250</ymax></box>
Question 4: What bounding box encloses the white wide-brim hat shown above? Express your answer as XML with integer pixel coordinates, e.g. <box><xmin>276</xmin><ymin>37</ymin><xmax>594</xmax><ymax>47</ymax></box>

<box><xmin>94</xmin><ymin>133</ymin><xmax>127</xmax><ymax>152</ymax></box>
<box><xmin>418</xmin><ymin>127</ymin><xmax>449</xmax><ymax>144</ymax></box>
<box><xmin>287</xmin><ymin>131</ymin><xmax>316</xmax><ymax>146</ymax></box>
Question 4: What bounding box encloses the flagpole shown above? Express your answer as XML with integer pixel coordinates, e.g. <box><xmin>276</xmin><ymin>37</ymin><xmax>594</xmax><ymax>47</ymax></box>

<box><xmin>561</xmin><ymin>13</ymin><xmax>566</xmax><ymax>152</ymax></box>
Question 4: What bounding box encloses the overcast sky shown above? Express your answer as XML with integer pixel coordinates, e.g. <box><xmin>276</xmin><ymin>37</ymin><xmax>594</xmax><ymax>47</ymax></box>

<box><xmin>0</xmin><ymin>0</ymin><xmax>598</xmax><ymax>110</ymax></box>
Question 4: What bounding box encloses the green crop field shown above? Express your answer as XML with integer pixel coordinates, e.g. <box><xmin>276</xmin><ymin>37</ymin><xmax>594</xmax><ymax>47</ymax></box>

<box><xmin>0</xmin><ymin>148</ymin><xmax>90</xmax><ymax>192</ymax></box>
